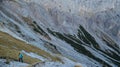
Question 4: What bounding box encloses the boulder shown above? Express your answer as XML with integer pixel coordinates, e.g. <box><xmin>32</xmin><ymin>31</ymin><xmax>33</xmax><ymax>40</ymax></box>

<box><xmin>74</xmin><ymin>63</ymin><xmax>82</xmax><ymax>67</ymax></box>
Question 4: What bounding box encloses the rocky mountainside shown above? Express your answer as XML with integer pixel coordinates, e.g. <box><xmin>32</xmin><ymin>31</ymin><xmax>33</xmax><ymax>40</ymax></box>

<box><xmin>0</xmin><ymin>0</ymin><xmax>120</xmax><ymax>67</ymax></box>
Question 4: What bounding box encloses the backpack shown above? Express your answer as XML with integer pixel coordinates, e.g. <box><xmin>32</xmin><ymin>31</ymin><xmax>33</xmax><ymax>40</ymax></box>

<box><xmin>19</xmin><ymin>53</ymin><xmax>23</xmax><ymax>58</ymax></box>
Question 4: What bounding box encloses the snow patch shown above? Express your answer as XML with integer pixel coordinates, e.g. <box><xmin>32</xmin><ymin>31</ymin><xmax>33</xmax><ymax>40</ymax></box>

<box><xmin>22</xmin><ymin>50</ymin><xmax>47</xmax><ymax>61</ymax></box>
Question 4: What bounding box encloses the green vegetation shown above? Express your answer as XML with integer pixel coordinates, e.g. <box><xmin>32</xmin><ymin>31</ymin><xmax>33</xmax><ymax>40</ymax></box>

<box><xmin>78</xmin><ymin>25</ymin><xmax>100</xmax><ymax>49</ymax></box>
<box><xmin>22</xmin><ymin>17</ymin><xmax>51</xmax><ymax>40</ymax></box>
<box><xmin>47</xmin><ymin>25</ymin><xmax>111</xmax><ymax>67</ymax></box>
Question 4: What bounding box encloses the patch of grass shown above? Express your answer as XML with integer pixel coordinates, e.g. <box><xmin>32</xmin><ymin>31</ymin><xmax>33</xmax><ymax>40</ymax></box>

<box><xmin>0</xmin><ymin>45</ymin><xmax>40</xmax><ymax>64</ymax></box>
<box><xmin>0</xmin><ymin>31</ymin><xmax>62</xmax><ymax>64</ymax></box>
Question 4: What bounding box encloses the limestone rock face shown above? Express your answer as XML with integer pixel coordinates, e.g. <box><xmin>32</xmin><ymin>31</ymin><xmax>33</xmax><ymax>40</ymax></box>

<box><xmin>0</xmin><ymin>0</ymin><xmax>120</xmax><ymax>67</ymax></box>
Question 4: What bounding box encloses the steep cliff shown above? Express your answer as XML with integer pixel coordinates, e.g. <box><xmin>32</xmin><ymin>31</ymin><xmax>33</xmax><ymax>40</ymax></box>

<box><xmin>0</xmin><ymin>0</ymin><xmax>120</xmax><ymax>67</ymax></box>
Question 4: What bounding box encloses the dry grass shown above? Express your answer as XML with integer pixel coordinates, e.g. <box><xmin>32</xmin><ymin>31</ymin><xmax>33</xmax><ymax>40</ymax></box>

<box><xmin>0</xmin><ymin>45</ymin><xmax>40</xmax><ymax>64</ymax></box>
<box><xmin>0</xmin><ymin>31</ymin><xmax>61</xmax><ymax>64</ymax></box>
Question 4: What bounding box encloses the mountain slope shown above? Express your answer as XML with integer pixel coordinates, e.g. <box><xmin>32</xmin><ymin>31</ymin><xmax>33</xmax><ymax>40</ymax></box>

<box><xmin>0</xmin><ymin>31</ymin><xmax>62</xmax><ymax>64</ymax></box>
<box><xmin>0</xmin><ymin>0</ymin><xmax>120</xmax><ymax>67</ymax></box>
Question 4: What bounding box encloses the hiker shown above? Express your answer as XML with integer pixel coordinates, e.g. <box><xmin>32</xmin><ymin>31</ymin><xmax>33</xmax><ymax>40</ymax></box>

<box><xmin>18</xmin><ymin>52</ymin><xmax>23</xmax><ymax>62</ymax></box>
